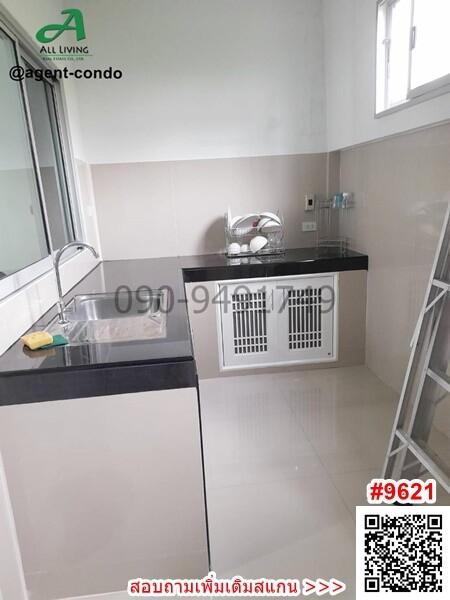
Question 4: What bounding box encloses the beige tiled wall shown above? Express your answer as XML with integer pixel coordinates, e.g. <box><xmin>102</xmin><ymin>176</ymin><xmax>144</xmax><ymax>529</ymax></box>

<box><xmin>340</xmin><ymin>122</ymin><xmax>450</xmax><ymax>392</ymax></box>
<box><xmin>91</xmin><ymin>153</ymin><xmax>327</xmax><ymax>259</ymax></box>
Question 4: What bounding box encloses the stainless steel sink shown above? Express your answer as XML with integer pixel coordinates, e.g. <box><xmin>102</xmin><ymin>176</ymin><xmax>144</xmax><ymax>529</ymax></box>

<box><xmin>47</xmin><ymin>291</ymin><xmax>167</xmax><ymax>344</ymax></box>
<box><xmin>67</xmin><ymin>292</ymin><xmax>163</xmax><ymax>321</ymax></box>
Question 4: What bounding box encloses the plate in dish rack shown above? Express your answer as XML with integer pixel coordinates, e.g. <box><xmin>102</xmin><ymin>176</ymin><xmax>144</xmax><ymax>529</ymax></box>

<box><xmin>232</xmin><ymin>213</ymin><xmax>260</xmax><ymax>230</ymax></box>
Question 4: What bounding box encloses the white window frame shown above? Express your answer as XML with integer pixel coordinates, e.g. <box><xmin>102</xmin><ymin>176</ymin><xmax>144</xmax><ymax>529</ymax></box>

<box><xmin>0</xmin><ymin>10</ymin><xmax>85</xmax><ymax>300</ymax></box>
<box><xmin>376</xmin><ymin>0</ymin><xmax>450</xmax><ymax>116</ymax></box>
<box><xmin>407</xmin><ymin>0</ymin><xmax>450</xmax><ymax>99</ymax></box>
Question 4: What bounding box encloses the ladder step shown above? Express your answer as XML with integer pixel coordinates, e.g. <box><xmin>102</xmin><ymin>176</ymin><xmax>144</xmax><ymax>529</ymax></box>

<box><xmin>423</xmin><ymin>283</ymin><xmax>448</xmax><ymax>317</ymax></box>
<box><xmin>395</xmin><ymin>429</ymin><xmax>450</xmax><ymax>494</ymax></box>
<box><xmin>432</xmin><ymin>278</ymin><xmax>450</xmax><ymax>291</ymax></box>
<box><xmin>427</xmin><ymin>368</ymin><xmax>450</xmax><ymax>393</ymax></box>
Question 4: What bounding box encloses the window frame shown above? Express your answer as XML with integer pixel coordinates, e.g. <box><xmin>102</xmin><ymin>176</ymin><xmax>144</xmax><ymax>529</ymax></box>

<box><xmin>0</xmin><ymin>11</ymin><xmax>85</xmax><ymax>300</ymax></box>
<box><xmin>375</xmin><ymin>0</ymin><xmax>450</xmax><ymax>117</ymax></box>
<box><xmin>407</xmin><ymin>0</ymin><xmax>450</xmax><ymax>99</ymax></box>
<box><xmin>21</xmin><ymin>51</ymin><xmax>77</xmax><ymax>245</ymax></box>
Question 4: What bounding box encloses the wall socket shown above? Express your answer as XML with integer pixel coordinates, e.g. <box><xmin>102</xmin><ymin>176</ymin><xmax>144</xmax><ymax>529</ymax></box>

<box><xmin>305</xmin><ymin>194</ymin><xmax>315</xmax><ymax>211</ymax></box>
<box><xmin>302</xmin><ymin>221</ymin><xmax>317</xmax><ymax>232</ymax></box>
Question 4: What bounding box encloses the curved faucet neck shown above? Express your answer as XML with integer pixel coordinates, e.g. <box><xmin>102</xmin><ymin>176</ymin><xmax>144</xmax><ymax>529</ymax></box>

<box><xmin>53</xmin><ymin>241</ymin><xmax>99</xmax><ymax>324</ymax></box>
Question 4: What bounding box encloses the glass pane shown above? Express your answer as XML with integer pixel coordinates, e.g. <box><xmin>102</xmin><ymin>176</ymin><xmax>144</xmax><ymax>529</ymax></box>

<box><xmin>25</xmin><ymin>66</ymin><xmax>74</xmax><ymax>249</ymax></box>
<box><xmin>387</xmin><ymin>0</ymin><xmax>412</xmax><ymax>107</ymax></box>
<box><xmin>411</xmin><ymin>0</ymin><xmax>450</xmax><ymax>90</ymax></box>
<box><xmin>0</xmin><ymin>30</ymin><xmax>48</xmax><ymax>277</ymax></box>
<box><xmin>376</xmin><ymin>3</ymin><xmax>388</xmax><ymax>112</ymax></box>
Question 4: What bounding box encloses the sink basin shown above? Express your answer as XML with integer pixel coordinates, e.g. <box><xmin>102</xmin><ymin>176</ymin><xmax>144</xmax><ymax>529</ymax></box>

<box><xmin>67</xmin><ymin>292</ymin><xmax>163</xmax><ymax>321</ymax></box>
<box><xmin>47</xmin><ymin>291</ymin><xmax>167</xmax><ymax>344</ymax></box>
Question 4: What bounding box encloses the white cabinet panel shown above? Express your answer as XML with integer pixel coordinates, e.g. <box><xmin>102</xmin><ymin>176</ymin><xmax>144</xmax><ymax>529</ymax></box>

<box><xmin>0</xmin><ymin>389</ymin><xmax>208</xmax><ymax>599</ymax></box>
<box><xmin>218</xmin><ymin>274</ymin><xmax>338</xmax><ymax>370</ymax></box>
<box><xmin>218</xmin><ymin>280</ymin><xmax>278</xmax><ymax>368</ymax></box>
<box><xmin>277</xmin><ymin>274</ymin><xmax>336</xmax><ymax>364</ymax></box>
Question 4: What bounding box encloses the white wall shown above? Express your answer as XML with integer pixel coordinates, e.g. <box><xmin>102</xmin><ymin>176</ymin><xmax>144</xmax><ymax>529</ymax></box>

<box><xmin>0</xmin><ymin>0</ymin><xmax>61</xmax><ymax>39</ymax></box>
<box><xmin>9</xmin><ymin>0</ymin><xmax>450</xmax><ymax>160</ymax></box>
<box><xmin>323</xmin><ymin>0</ymin><xmax>450</xmax><ymax>151</ymax></box>
<box><xmin>74</xmin><ymin>0</ymin><xmax>327</xmax><ymax>164</ymax></box>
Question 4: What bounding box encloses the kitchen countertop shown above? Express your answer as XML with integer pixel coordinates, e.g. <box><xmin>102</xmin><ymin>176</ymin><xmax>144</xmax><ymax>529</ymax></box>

<box><xmin>0</xmin><ymin>247</ymin><xmax>368</xmax><ymax>405</ymax></box>
<box><xmin>180</xmin><ymin>246</ymin><xmax>368</xmax><ymax>282</ymax></box>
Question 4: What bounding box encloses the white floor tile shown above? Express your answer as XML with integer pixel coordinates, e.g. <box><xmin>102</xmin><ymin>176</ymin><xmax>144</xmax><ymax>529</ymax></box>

<box><xmin>329</xmin><ymin>468</ymin><xmax>379</xmax><ymax>516</ymax></box>
<box><xmin>199</xmin><ymin>366</ymin><xmax>401</xmax><ymax>596</ymax></box>
<box><xmin>206</xmin><ymin>474</ymin><xmax>353</xmax><ymax>575</ymax></box>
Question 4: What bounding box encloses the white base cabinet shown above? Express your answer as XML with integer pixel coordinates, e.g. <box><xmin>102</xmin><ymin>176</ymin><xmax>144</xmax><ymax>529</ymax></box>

<box><xmin>0</xmin><ymin>388</ymin><xmax>209</xmax><ymax>599</ymax></box>
<box><xmin>217</xmin><ymin>274</ymin><xmax>338</xmax><ymax>370</ymax></box>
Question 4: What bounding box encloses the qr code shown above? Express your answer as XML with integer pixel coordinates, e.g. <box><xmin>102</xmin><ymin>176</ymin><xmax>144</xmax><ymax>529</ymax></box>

<box><xmin>356</xmin><ymin>506</ymin><xmax>450</xmax><ymax>598</ymax></box>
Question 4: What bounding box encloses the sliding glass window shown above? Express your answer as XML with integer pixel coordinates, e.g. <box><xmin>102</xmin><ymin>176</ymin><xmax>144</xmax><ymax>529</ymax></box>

<box><xmin>24</xmin><ymin>59</ymin><xmax>75</xmax><ymax>249</ymax></box>
<box><xmin>376</xmin><ymin>0</ymin><xmax>450</xmax><ymax>113</ymax></box>
<box><xmin>0</xmin><ymin>29</ymin><xmax>49</xmax><ymax>278</ymax></box>
<box><xmin>0</xmin><ymin>20</ymin><xmax>77</xmax><ymax>293</ymax></box>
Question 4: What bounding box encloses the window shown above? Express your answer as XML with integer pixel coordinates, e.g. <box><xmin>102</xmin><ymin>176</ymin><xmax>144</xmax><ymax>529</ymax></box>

<box><xmin>24</xmin><ymin>58</ymin><xmax>76</xmax><ymax>249</ymax></box>
<box><xmin>410</xmin><ymin>0</ymin><xmax>450</xmax><ymax>94</ymax></box>
<box><xmin>376</xmin><ymin>0</ymin><xmax>450</xmax><ymax>114</ymax></box>
<box><xmin>0</xmin><ymin>18</ymin><xmax>78</xmax><ymax>297</ymax></box>
<box><xmin>0</xmin><ymin>29</ymin><xmax>49</xmax><ymax>278</ymax></box>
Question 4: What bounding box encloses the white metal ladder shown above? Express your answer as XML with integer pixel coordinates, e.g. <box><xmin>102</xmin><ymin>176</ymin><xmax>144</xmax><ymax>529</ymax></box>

<box><xmin>382</xmin><ymin>202</ymin><xmax>450</xmax><ymax>494</ymax></box>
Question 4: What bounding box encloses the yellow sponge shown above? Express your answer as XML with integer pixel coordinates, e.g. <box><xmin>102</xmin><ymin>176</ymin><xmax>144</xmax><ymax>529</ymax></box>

<box><xmin>21</xmin><ymin>331</ymin><xmax>53</xmax><ymax>350</ymax></box>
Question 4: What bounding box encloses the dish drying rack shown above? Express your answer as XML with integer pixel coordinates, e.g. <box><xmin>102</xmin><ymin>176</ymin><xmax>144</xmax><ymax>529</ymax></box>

<box><xmin>225</xmin><ymin>209</ymin><xmax>285</xmax><ymax>257</ymax></box>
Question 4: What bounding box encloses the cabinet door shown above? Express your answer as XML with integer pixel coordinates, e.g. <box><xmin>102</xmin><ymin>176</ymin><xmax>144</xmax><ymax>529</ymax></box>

<box><xmin>276</xmin><ymin>274</ymin><xmax>337</xmax><ymax>364</ymax></box>
<box><xmin>218</xmin><ymin>281</ymin><xmax>278</xmax><ymax>368</ymax></box>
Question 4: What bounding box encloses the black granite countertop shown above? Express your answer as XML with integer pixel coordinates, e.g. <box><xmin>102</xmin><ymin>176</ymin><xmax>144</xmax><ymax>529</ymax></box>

<box><xmin>0</xmin><ymin>248</ymin><xmax>368</xmax><ymax>405</ymax></box>
<box><xmin>180</xmin><ymin>247</ymin><xmax>368</xmax><ymax>282</ymax></box>
<box><xmin>0</xmin><ymin>257</ymin><xmax>196</xmax><ymax>404</ymax></box>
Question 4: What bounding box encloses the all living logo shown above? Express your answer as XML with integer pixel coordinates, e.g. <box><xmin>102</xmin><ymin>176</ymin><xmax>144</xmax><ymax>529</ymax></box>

<box><xmin>36</xmin><ymin>8</ymin><xmax>91</xmax><ymax>60</ymax></box>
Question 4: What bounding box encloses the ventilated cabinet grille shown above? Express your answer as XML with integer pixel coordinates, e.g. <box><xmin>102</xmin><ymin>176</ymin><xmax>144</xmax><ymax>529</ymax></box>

<box><xmin>218</xmin><ymin>274</ymin><xmax>337</xmax><ymax>369</ymax></box>
<box><xmin>288</xmin><ymin>287</ymin><xmax>322</xmax><ymax>350</ymax></box>
<box><xmin>231</xmin><ymin>291</ymin><xmax>268</xmax><ymax>354</ymax></box>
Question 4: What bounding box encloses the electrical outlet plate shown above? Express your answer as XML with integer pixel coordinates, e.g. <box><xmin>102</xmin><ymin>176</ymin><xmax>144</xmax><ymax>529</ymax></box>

<box><xmin>302</xmin><ymin>221</ymin><xmax>317</xmax><ymax>232</ymax></box>
<box><xmin>305</xmin><ymin>194</ymin><xmax>315</xmax><ymax>212</ymax></box>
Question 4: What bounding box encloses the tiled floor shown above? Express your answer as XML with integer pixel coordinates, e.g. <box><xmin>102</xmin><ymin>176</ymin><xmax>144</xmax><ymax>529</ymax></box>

<box><xmin>54</xmin><ymin>365</ymin><xmax>448</xmax><ymax>600</ymax></box>
<box><xmin>199</xmin><ymin>365</ymin><xmax>447</xmax><ymax>598</ymax></box>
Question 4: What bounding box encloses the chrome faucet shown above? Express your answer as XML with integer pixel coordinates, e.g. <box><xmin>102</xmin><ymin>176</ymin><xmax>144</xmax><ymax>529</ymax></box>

<box><xmin>54</xmin><ymin>241</ymin><xmax>99</xmax><ymax>324</ymax></box>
